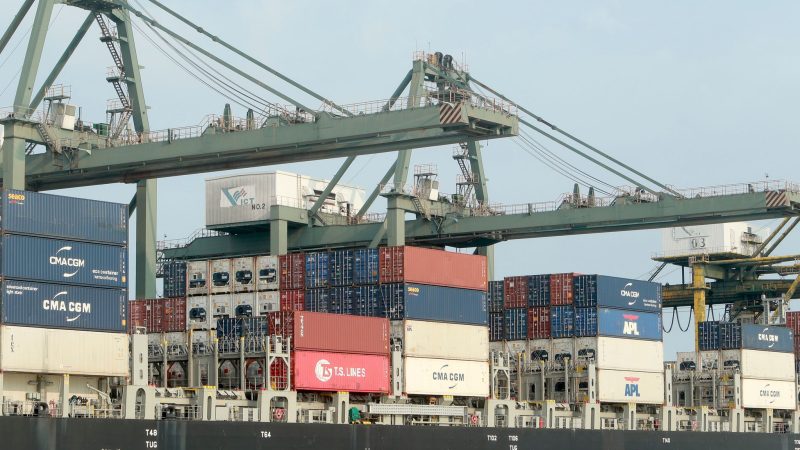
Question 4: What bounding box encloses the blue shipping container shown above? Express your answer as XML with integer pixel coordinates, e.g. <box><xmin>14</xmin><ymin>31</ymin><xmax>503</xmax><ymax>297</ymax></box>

<box><xmin>163</xmin><ymin>261</ymin><xmax>187</xmax><ymax>298</ymax></box>
<box><xmin>489</xmin><ymin>312</ymin><xmax>504</xmax><ymax>341</ymax></box>
<box><xmin>216</xmin><ymin>317</ymin><xmax>242</xmax><ymax>339</ymax></box>
<box><xmin>573</xmin><ymin>275</ymin><xmax>661</xmax><ymax>312</ymax></box>
<box><xmin>527</xmin><ymin>275</ymin><xmax>550</xmax><ymax>307</ymax></box>
<box><xmin>1</xmin><ymin>190</ymin><xmax>128</xmax><ymax>245</ymax></box>
<box><xmin>353</xmin><ymin>248</ymin><xmax>379</xmax><ymax>285</ymax></box>
<box><xmin>488</xmin><ymin>281</ymin><xmax>504</xmax><ymax>313</ymax></box>
<box><xmin>241</xmin><ymin>316</ymin><xmax>269</xmax><ymax>336</ymax></box>
<box><xmin>329</xmin><ymin>286</ymin><xmax>355</xmax><ymax>315</ymax></box>
<box><xmin>1</xmin><ymin>234</ymin><xmax>127</xmax><ymax>288</ymax></box>
<box><xmin>504</xmin><ymin>308</ymin><xmax>527</xmax><ymax>340</ymax></box>
<box><xmin>698</xmin><ymin>321</ymin><xmax>720</xmax><ymax>351</ymax></box>
<box><xmin>328</xmin><ymin>249</ymin><xmax>354</xmax><ymax>287</ymax></box>
<box><xmin>353</xmin><ymin>285</ymin><xmax>381</xmax><ymax>317</ymax></box>
<box><xmin>741</xmin><ymin>323</ymin><xmax>793</xmax><ymax>353</ymax></box>
<box><xmin>304</xmin><ymin>288</ymin><xmax>330</xmax><ymax>313</ymax></box>
<box><xmin>578</xmin><ymin>307</ymin><xmax>662</xmax><ymax>341</ymax></box>
<box><xmin>216</xmin><ymin>317</ymin><xmax>269</xmax><ymax>339</ymax></box>
<box><xmin>304</xmin><ymin>252</ymin><xmax>329</xmax><ymax>289</ymax></box>
<box><xmin>551</xmin><ymin>306</ymin><xmax>574</xmax><ymax>338</ymax></box>
<box><xmin>1</xmin><ymin>280</ymin><xmax>126</xmax><ymax>332</ymax></box>
<box><xmin>719</xmin><ymin>322</ymin><xmax>741</xmax><ymax>350</ymax></box>
<box><xmin>574</xmin><ymin>307</ymin><xmax>598</xmax><ymax>337</ymax></box>
<box><xmin>378</xmin><ymin>283</ymin><xmax>487</xmax><ymax>325</ymax></box>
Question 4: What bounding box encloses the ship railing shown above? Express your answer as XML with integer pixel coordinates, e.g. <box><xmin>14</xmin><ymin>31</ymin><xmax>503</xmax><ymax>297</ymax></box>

<box><xmin>2</xmin><ymin>400</ymin><xmax>59</xmax><ymax>417</ymax></box>
<box><xmin>157</xmin><ymin>404</ymin><xmax>199</xmax><ymax>420</ymax></box>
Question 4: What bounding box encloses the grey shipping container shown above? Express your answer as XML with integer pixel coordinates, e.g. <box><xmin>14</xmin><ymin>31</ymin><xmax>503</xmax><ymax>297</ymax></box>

<box><xmin>1</xmin><ymin>190</ymin><xmax>127</xmax><ymax>245</ymax></box>
<box><xmin>573</xmin><ymin>275</ymin><xmax>661</xmax><ymax>312</ymax></box>
<box><xmin>1</xmin><ymin>279</ymin><xmax>126</xmax><ymax>332</ymax></box>
<box><xmin>0</xmin><ymin>234</ymin><xmax>127</xmax><ymax>288</ymax></box>
<box><xmin>740</xmin><ymin>324</ymin><xmax>793</xmax><ymax>353</ymax></box>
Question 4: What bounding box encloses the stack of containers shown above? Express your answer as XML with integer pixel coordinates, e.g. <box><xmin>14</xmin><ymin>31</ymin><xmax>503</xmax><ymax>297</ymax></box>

<box><xmin>488</xmin><ymin>281</ymin><xmax>504</xmax><ymax>341</ymax></box>
<box><xmin>128</xmin><ymin>297</ymin><xmax>187</xmax><ymax>333</ymax></box>
<box><xmin>230</xmin><ymin>256</ymin><xmax>256</xmax><ymax>318</ymax></box>
<box><xmin>0</xmin><ymin>190</ymin><xmax>129</xmax><ymax>377</ymax></box>
<box><xmin>502</xmin><ymin>276</ymin><xmax>527</xmax><ymax>341</ymax></box>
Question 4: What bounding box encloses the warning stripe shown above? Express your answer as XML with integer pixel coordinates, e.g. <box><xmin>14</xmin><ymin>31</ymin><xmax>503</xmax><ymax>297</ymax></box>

<box><xmin>439</xmin><ymin>103</ymin><xmax>463</xmax><ymax>125</ymax></box>
<box><xmin>765</xmin><ymin>190</ymin><xmax>788</xmax><ymax>208</ymax></box>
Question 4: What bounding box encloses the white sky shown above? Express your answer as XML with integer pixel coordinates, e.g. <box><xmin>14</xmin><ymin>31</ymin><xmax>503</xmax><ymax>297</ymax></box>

<box><xmin>1</xmin><ymin>0</ymin><xmax>798</xmax><ymax>358</ymax></box>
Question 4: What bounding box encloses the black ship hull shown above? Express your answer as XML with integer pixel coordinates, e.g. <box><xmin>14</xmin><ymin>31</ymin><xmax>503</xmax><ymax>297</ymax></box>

<box><xmin>0</xmin><ymin>417</ymin><xmax>796</xmax><ymax>450</ymax></box>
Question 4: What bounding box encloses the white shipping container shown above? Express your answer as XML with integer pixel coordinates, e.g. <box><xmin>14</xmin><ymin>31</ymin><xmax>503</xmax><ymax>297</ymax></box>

<box><xmin>551</xmin><ymin>339</ymin><xmax>574</xmax><ymax>360</ymax></box>
<box><xmin>403</xmin><ymin>357</ymin><xmax>489</xmax><ymax>397</ymax></box>
<box><xmin>205</xmin><ymin>171</ymin><xmax>367</xmax><ymax>228</ymax></box>
<box><xmin>0</xmin><ymin>326</ymin><xmax>128</xmax><ymax>376</ymax></box>
<box><xmin>402</xmin><ymin>320</ymin><xmax>488</xmax><ymax>362</ymax></box>
<box><xmin>741</xmin><ymin>378</ymin><xmax>796</xmax><ymax>410</ymax></box>
<box><xmin>232</xmin><ymin>292</ymin><xmax>256</xmax><ymax>317</ymax></box>
<box><xmin>698</xmin><ymin>350</ymin><xmax>720</xmax><ymax>371</ymax></box>
<box><xmin>232</xmin><ymin>257</ymin><xmax>256</xmax><ymax>292</ymax></box>
<box><xmin>723</xmin><ymin>349</ymin><xmax>795</xmax><ymax>381</ymax></box>
<box><xmin>256</xmin><ymin>291</ymin><xmax>280</xmax><ymax>315</ymax></box>
<box><xmin>661</xmin><ymin>222</ymin><xmax>768</xmax><ymax>258</ymax></box>
<box><xmin>211</xmin><ymin>294</ymin><xmax>232</xmax><ymax>317</ymax></box>
<box><xmin>529</xmin><ymin>339</ymin><xmax>551</xmax><ymax>361</ymax></box>
<box><xmin>597</xmin><ymin>369</ymin><xmax>664</xmax><ymax>404</ymax></box>
<box><xmin>596</xmin><ymin>337</ymin><xmax>664</xmax><ymax>373</ymax></box>
<box><xmin>187</xmin><ymin>296</ymin><xmax>211</xmax><ymax>330</ymax></box>
<box><xmin>209</xmin><ymin>259</ymin><xmax>232</xmax><ymax>294</ymax></box>
<box><xmin>256</xmin><ymin>255</ymin><xmax>279</xmax><ymax>291</ymax></box>
<box><xmin>187</xmin><ymin>260</ymin><xmax>209</xmax><ymax>296</ymax></box>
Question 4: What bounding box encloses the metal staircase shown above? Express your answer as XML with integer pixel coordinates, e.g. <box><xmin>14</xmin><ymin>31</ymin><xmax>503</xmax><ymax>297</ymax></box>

<box><xmin>96</xmin><ymin>14</ymin><xmax>132</xmax><ymax>139</ymax></box>
<box><xmin>34</xmin><ymin>122</ymin><xmax>58</xmax><ymax>154</ymax></box>
<box><xmin>453</xmin><ymin>143</ymin><xmax>477</xmax><ymax>207</ymax></box>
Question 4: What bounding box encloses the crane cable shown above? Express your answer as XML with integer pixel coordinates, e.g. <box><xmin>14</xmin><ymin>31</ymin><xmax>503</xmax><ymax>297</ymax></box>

<box><xmin>663</xmin><ymin>307</ymin><xmax>677</xmax><ymax>333</ymax></box>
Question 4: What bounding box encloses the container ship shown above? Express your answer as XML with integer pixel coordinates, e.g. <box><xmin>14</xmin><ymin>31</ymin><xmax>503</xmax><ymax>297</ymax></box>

<box><xmin>0</xmin><ymin>186</ymin><xmax>798</xmax><ymax>450</ymax></box>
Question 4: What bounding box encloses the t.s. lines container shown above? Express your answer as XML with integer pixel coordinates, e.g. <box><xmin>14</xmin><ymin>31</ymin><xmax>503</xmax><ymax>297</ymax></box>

<box><xmin>292</xmin><ymin>350</ymin><xmax>390</xmax><ymax>393</ymax></box>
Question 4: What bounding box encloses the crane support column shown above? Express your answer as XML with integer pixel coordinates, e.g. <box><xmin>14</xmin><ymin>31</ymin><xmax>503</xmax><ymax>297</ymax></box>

<box><xmin>467</xmin><ymin>140</ymin><xmax>494</xmax><ymax>279</ymax></box>
<box><xmin>386</xmin><ymin>196</ymin><xmax>405</xmax><ymax>247</ymax></box>
<box><xmin>691</xmin><ymin>258</ymin><xmax>708</xmax><ymax>352</ymax></box>
<box><xmin>270</xmin><ymin>207</ymin><xmax>288</xmax><ymax>256</ymax></box>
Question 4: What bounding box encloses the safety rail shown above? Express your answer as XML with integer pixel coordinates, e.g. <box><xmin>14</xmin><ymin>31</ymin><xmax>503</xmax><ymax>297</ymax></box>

<box><xmin>158</xmin><ymin>228</ymin><xmax>229</xmax><ymax>250</ymax></box>
<box><xmin>673</xmin><ymin>180</ymin><xmax>800</xmax><ymax>198</ymax></box>
<box><xmin>413</xmin><ymin>50</ymin><xmax>469</xmax><ymax>73</ymax></box>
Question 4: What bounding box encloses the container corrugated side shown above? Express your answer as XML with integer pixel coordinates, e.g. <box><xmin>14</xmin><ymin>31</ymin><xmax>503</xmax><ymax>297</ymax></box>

<box><xmin>488</xmin><ymin>281</ymin><xmax>504</xmax><ymax>313</ymax></box>
<box><xmin>698</xmin><ymin>321</ymin><xmax>721</xmax><ymax>350</ymax></box>
<box><xmin>279</xmin><ymin>253</ymin><xmax>305</xmax><ymax>290</ymax></box>
<box><xmin>353</xmin><ymin>248</ymin><xmax>379</xmax><ymax>285</ymax></box>
<box><xmin>1</xmin><ymin>280</ymin><xmax>126</xmax><ymax>332</ymax></box>
<box><xmin>527</xmin><ymin>275</ymin><xmax>550</xmax><ymax>307</ymax></box>
<box><xmin>403</xmin><ymin>357</ymin><xmax>489</xmax><ymax>397</ymax></box>
<box><xmin>0</xmin><ymin>325</ymin><xmax>128</xmax><ymax>376</ymax></box>
<box><xmin>304</xmin><ymin>251</ymin><xmax>329</xmax><ymax>289</ymax></box>
<box><xmin>503</xmin><ymin>276</ymin><xmax>527</xmax><ymax>308</ymax></box>
<box><xmin>293</xmin><ymin>311</ymin><xmax>389</xmax><ymax>355</ymax></box>
<box><xmin>489</xmin><ymin>313</ymin><xmax>504</xmax><ymax>341</ymax></box>
<box><xmin>549</xmin><ymin>273</ymin><xmax>575</xmax><ymax>306</ymax></box>
<box><xmin>0</xmin><ymin>235</ymin><xmax>127</xmax><ymax>288</ymax></box>
<box><xmin>740</xmin><ymin>378</ymin><xmax>796</xmax><ymax>409</ymax></box>
<box><xmin>163</xmin><ymin>261</ymin><xmax>187</xmax><ymax>298</ymax></box>
<box><xmin>353</xmin><ymin>285</ymin><xmax>380</xmax><ymax>317</ymax></box>
<box><xmin>503</xmin><ymin>308</ymin><xmax>527</xmax><ymax>340</ymax></box>
<box><xmin>1</xmin><ymin>190</ymin><xmax>128</xmax><ymax>245</ymax></box>
<box><xmin>304</xmin><ymin>288</ymin><xmax>330</xmax><ymax>313</ymax></box>
<box><xmin>329</xmin><ymin>286</ymin><xmax>354</xmax><ymax>315</ymax></box>
<box><xmin>328</xmin><ymin>249</ymin><xmax>354</xmax><ymax>287</ymax></box>
<box><xmin>738</xmin><ymin>349</ymin><xmax>795</xmax><ymax>381</ymax></box>
<box><xmin>787</xmin><ymin>311</ymin><xmax>800</xmax><ymax>336</ymax></box>
<box><xmin>595</xmin><ymin>337</ymin><xmax>664</xmax><ymax>373</ymax></box>
<box><xmin>162</xmin><ymin>297</ymin><xmax>187</xmax><ymax>332</ymax></box>
<box><xmin>280</xmin><ymin>290</ymin><xmax>305</xmax><ymax>311</ymax></box>
<box><xmin>527</xmin><ymin>307</ymin><xmax>550</xmax><ymax>339</ymax></box>
<box><xmin>380</xmin><ymin>283</ymin><xmax>487</xmax><ymax>325</ymax></box>
<box><xmin>550</xmin><ymin>306</ymin><xmax>574</xmax><ymax>338</ymax></box>
<box><xmin>380</xmin><ymin>246</ymin><xmax>487</xmax><ymax>291</ymax></box>
<box><xmin>267</xmin><ymin>311</ymin><xmax>293</xmax><ymax>339</ymax></box>
<box><xmin>402</xmin><ymin>320</ymin><xmax>487</xmax><ymax>361</ymax></box>
<box><xmin>597</xmin><ymin>369</ymin><xmax>664</xmax><ymax>404</ymax></box>
<box><xmin>293</xmin><ymin>350</ymin><xmax>390</xmax><ymax>393</ymax></box>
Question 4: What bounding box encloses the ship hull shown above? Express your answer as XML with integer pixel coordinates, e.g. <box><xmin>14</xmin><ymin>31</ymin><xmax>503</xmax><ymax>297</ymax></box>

<box><xmin>0</xmin><ymin>417</ymin><xmax>795</xmax><ymax>450</ymax></box>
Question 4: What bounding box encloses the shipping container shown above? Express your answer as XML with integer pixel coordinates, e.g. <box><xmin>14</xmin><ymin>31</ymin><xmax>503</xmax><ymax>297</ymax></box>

<box><xmin>267</xmin><ymin>311</ymin><xmax>293</xmax><ymax>339</ymax></box>
<box><xmin>279</xmin><ymin>253</ymin><xmax>305</xmax><ymax>290</ymax></box>
<box><xmin>403</xmin><ymin>357</ymin><xmax>489</xmax><ymax>397</ymax></box>
<box><xmin>241</xmin><ymin>316</ymin><xmax>269</xmax><ymax>337</ymax></box>
<box><xmin>719</xmin><ymin>322</ymin><xmax>741</xmax><ymax>350</ymax></box>
<box><xmin>592</xmin><ymin>337</ymin><xmax>664</xmax><ymax>373</ymax></box>
<box><xmin>787</xmin><ymin>311</ymin><xmax>800</xmax><ymax>336</ymax></box>
<box><xmin>162</xmin><ymin>297</ymin><xmax>187</xmax><ymax>332</ymax></box>
<box><xmin>740</xmin><ymin>378</ymin><xmax>796</xmax><ymax>409</ymax></box>
<box><xmin>304</xmin><ymin>288</ymin><xmax>330</xmax><ymax>313</ymax></box>
<box><xmin>503</xmin><ymin>308</ymin><xmax>527</xmax><ymax>341</ymax></box>
<box><xmin>293</xmin><ymin>350</ymin><xmax>390</xmax><ymax>393</ymax></box>
<box><xmin>489</xmin><ymin>312</ymin><xmax>504</xmax><ymax>342</ymax></box>
<box><xmin>698</xmin><ymin>321</ymin><xmax>721</xmax><ymax>351</ymax></box>
<box><xmin>0</xmin><ymin>190</ymin><xmax>127</xmax><ymax>245</ymax></box>
<box><xmin>280</xmin><ymin>290</ymin><xmax>305</xmax><ymax>312</ymax></box>
<box><xmin>697</xmin><ymin>350</ymin><xmax>720</xmax><ymax>371</ymax></box>
<box><xmin>256</xmin><ymin>291</ymin><xmax>280</xmax><ymax>315</ymax></box>
<box><xmin>527</xmin><ymin>275</ymin><xmax>550</xmax><ymax>307</ymax></box>
<box><xmin>210</xmin><ymin>294</ymin><xmax>232</xmax><ymax>317</ymax></box>
<box><xmin>379</xmin><ymin>283</ymin><xmax>487</xmax><ymax>325</ymax></box>
<box><xmin>205</xmin><ymin>171</ymin><xmax>366</xmax><ymax>229</ymax></box>
<box><xmin>163</xmin><ymin>261</ymin><xmax>187</xmax><ymax>298</ymax></box>
<box><xmin>503</xmin><ymin>276</ymin><xmax>528</xmax><ymax>309</ymax></box>
<box><xmin>549</xmin><ymin>273</ymin><xmax>576</xmax><ymax>306</ymax></box>
<box><xmin>740</xmin><ymin>324</ymin><xmax>792</xmax><ymax>353</ymax></box>
<box><xmin>596</xmin><ymin>369</ymin><xmax>664</xmax><ymax>404</ymax></box>
<box><xmin>574</xmin><ymin>307</ymin><xmax>597</xmax><ymax>338</ymax></box>
<box><xmin>402</xmin><ymin>320</ymin><xmax>488</xmax><ymax>361</ymax></box>
<box><xmin>186</xmin><ymin>296</ymin><xmax>211</xmax><ymax>329</ymax></box>
<box><xmin>329</xmin><ymin>286</ymin><xmax>354</xmax><ymax>315</ymax></box>
<box><xmin>305</xmin><ymin>252</ymin><xmax>329</xmax><ymax>289</ymax></box>
<box><xmin>353</xmin><ymin>248</ymin><xmax>379</xmax><ymax>285</ymax></box>
<box><xmin>0</xmin><ymin>235</ymin><xmax>127</xmax><ymax>288</ymax></box>
<box><xmin>186</xmin><ymin>260</ymin><xmax>209</xmax><ymax>296</ymax></box>
<box><xmin>293</xmin><ymin>311</ymin><xmax>389</xmax><ymax>355</ymax></box>
<box><xmin>379</xmin><ymin>246</ymin><xmax>487</xmax><ymax>291</ymax></box>
<box><xmin>216</xmin><ymin>317</ymin><xmax>242</xmax><ymax>339</ymax></box>
<box><xmin>528</xmin><ymin>307</ymin><xmax>551</xmax><ymax>339</ymax></box>
<box><xmin>209</xmin><ymin>259</ymin><xmax>232</xmax><ymax>294</ymax></box>
<box><xmin>328</xmin><ymin>249</ymin><xmax>354</xmax><ymax>287</ymax></box>
<box><xmin>551</xmin><ymin>339</ymin><xmax>573</xmax><ymax>361</ymax></box>
<box><xmin>593</xmin><ymin>308</ymin><xmax>662</xmax><ymax>341</ymax></box>
<box><xmin>573</xmin><ymin>275</ymin><xmax>661</xmax><ymax>312</ymax></box>
<box><xmin>232</xmin><ymin>292</ymin><xmax>256</xmax><ymax>317</ymax></box>
<box><xmin>550</xmin><ymin>306</ymin><xmax>574</xmax><ymax>338</ymax></box>
<box><xmin>488</xmin><ymin>281</ymin><xmax>504</xmax><ymax>313</ymax></box>
<box><xmin>718</xmin><ymin>349</ymin><xmax>796</xmax><ymax>381</ymax></box>
<box><xmin>256</xmin><ymin>255</ymin><xmax>279</xmax><ymax>291</ymax></box>
<box><xmin>0</xmin><ymin>280</ymin><xmax>125</xmax><ymax>332</ymax></box>
<box><xmin>0</xmin><ymin>325</ymin><xmax>128</xmax><ymax>376</ymax></box>
<box><xmin>353</xmin><ymin>285</ymin><xmax>381</xmax><ymax>317</ymax></box>
<box><xmin>232</xmin><ymin>257</ymin><xmax>255</xmax><ymax>293</ymax></box>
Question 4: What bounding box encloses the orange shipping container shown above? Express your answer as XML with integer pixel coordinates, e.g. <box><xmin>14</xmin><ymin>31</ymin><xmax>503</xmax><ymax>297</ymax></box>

<box><xmin>379</xmin><ymin>246</ymin><xmax>487</xmax><ymax>291</ymax></box>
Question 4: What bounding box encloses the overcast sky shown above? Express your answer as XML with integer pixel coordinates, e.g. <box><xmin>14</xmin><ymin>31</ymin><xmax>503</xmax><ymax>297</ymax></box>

<box><xmin>1</xmin><ymin>0</ymin><xmax>799</xmax><ymax>358</ymax></box>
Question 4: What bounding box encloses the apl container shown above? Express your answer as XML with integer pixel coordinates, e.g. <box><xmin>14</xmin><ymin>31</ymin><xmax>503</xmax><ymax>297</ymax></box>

<box><xmin>0</xmin><ymin>234</ymin><xmax>127</xmax><ymax>288</ymax></box>
<box><xmin>353</xmin><ymin>248</ymin><xmax>379</xmax><ymax>285</ymax></box>
<box><xmin>304</xmin><ymin>288</ymin><xmax>330</xmax><ymax>313</ymax></box>
<box><xmin>573</xmin><ymin>275</ymin><xmax>661</xmax><ymax>312</ymax></box>
<box><xmin>575</xmin><ymin>307</ymin><xmax>662</xmax><ymax>341</ymax></box>
<box><xmin>280</xmin><ymin>290</ymin><xmax>305</xmax><ymax>311</ymax></box>
<box><xmin>328</xmin><ymin>249</ymin><xmax>354</xmax><ymax>287</ymax></box>
<box><xmin>698</xmin><ymin>321</ymin><xmax>721</xmax><ymax>351</ymax></box>
<box><xmin>549</xmin><ymin>273</ymin><xmax>576</xmax><ymax>306</ymax></box>
<box><xmin>379</xmin><ymin>283</ymin><xmax>487</xmax><ymax>325</ymax></box>
<box><xmin>293</xmin><ymin>311</ymin><xmax>389</xmax><ymax>355</ymax></box>
<box><xmin>1</xmin><ymin>280</ymin><xmax>125</xmax><ymax>332</ymax></box>
<box><xmin>379</xmin><ymin>246</ymin><xmax>487</xmax><ymax>291</ymax></box>
<box><xmin>256</xmin><ymin>255</ymin><xmax>279</xmax><ymax>291</ymax></box>
<box><xmin>503</xmin><ymin>276</ymin><xmax>528</xmax><ymax>309</ymax></box>
<box><xmin>293</xmin><ymin>350</ymin><xmax>390</xmax><ymax>393</ymax></box>
<box><xmin>527</xmin><ymin>275</ymin><xmax>550</xmax><ymax>307</ymax></box>
<box><xmin>279</xmin><ymin>253</ymin><xmax>305</xmax><ymax>290</ymax></box>
<box><xmin>503</xmin><ymin>308</ymin><xmax>527</xmax><ymax>341</ymax></box>
<box><xmin>550</xmin><ymin>306</ymin><xmax>574</xmax><ymax>338</ymax></box>
<box><xmin>489</xmin><ymin>312</ymin><xmax>504</xmax><ymax>342</ymax></box>
<box><xmin>488</xmin><ymin>281</ymin><xmax>504</xmax><ymax>313</ymax></box>
<box><xmin>528</xmin><ymin>307</ymin><xmax>551</xmax><ymax>339</ymax></box>
<box><xmin>305</xmin><ymin>252</ymin><xmax>329</xmax><ymax>289</ymax></box>
<box><xmin>0</xmin><ymin>190</ymin><xmax>127</xmax><ymax>245</ymax></box>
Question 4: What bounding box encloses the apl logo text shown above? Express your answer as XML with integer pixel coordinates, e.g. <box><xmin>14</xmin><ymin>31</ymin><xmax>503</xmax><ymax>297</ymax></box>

<box><xmin>42</xmin><ymin>291</ymin><xmax>91</xmax><ymax>322</ymax></box>
<box><xmin>624</xmin><ymin>376</ymin><xmax>641</xmax><ymax>397</ymax></box>
<box><xmin>49</xmin><ymin>246</ymin><xmax>85</xmax><ymax>278</ymax></box>
<box><xmin>622</xmin><ymin>314</ymin><xmax>640</xmax><ymax>336</ymax></box>
<box><xmin>620</xmin><ymin>282</ymin><xmax>640</xmax><ymax>306</ymax></box>
<box><xmin>220</xmin><ymin>185</ymin><xmax>256</xmax><ymax>208</ymax></box>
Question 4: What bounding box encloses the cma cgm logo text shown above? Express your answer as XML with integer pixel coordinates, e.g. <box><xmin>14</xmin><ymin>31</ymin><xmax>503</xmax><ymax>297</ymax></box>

<box><xmin>758</xmin><ymin>328</ymin><xmax>779</xmax><ymax>348</ymax></box>
<box><xmin>220</xmin><ymin>185</ymin><xmax>255</xmax><ymax>208</ymax></box>
<box><xmin>433</xmin><ymin>364</ymin><xmax>465</xmax><ymax>390</ymax></box>
<box><xmin>759</xmin><ymin>383</ymin><xmax>780</xmax><ymax>404</ymax></box>
<box><xmin>620</xmin><ymin>282</ymin><xmax>640</xmax><ymax>306</ymax></box>
<box><xmin>42</xmin><ymin>291</ymin><xmax>91</xmax><ymax>322</ymax></box>
<box><xmin>49</xmin><ymin>246</ymin><xmax>85</xmax><ymax>278</ymax></box>
<box><xmin>622</xmin><ymin>314</ymin><xmax>640</xmax><ymax>336</ymax></box>
<box><xmin>624</xmin><ymin>377</ymin><xmax>641</xmax><ymax>397</ymax></box>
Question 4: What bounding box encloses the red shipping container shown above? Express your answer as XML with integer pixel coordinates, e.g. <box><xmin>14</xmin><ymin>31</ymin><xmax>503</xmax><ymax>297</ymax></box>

<box><xmin>293</xmin><ymin>311</ymin><xmax>389</xmax><ymax>355</ymax></box>
<box><xmin>794</xmin><ymin>335</ymin><xmax>800</xmax><ymax>356</ymax></box>
<box><xmin>292</xmin><ymin>350</ymin><xmax>390</xmax><ymax>393</ymax></box>
<box><xmin>145</xmin><ymin>299</ymin><xmax>165</xmax><ymax>333</ymax></box>
<box><xmin>528</xmin><ymin>307</ymin><xmax>551</xmax><ymax>339</ymax></box>
<box><xmin>378</xmin><ymin>246</ymin><xmax>487</xmax><ymax>291</ymax></box>
<box><xmin>280</xmin><ymin>290</ymin><xmax>305</xmax><ymax>311</ymax></box>
<box><xmin>504</xmin><ymin>276</ymin><xmax>528</xmax><ymax>308</ymax></box>
<box><xmin>162</xmin><ymin>297</ymin><xmax>187</xmax><ymax>332</ymax></box>
<box><xmin>279</xmin><ymin>253</ymin><xmax>306</xmax><ymax>290</ymax></box>
<box><xmin>128</xmin><ymin>300</ymin><xmax>147</xmax><ymax>333</ymax></box>
<box><xmin>550</xmin><ymin>273</ymin><xmax>577</xmax><ymax>306</ymax></box>
<box><xmin>268</xmin><ymin>311</ymin><xmax>294</xmax><ymax>339</ymax></box>
<box><xmin>787</xmin><ymin>312</ymin><xmax>800</xmax><ymax>336</ymax></box>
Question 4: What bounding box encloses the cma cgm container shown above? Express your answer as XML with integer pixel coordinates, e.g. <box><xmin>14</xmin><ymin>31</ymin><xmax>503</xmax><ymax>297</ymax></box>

<box><xmin>328</xmin><ymin>249</ymin><xmax>354</xmax><ymax>287</ymax></box>
<box><xmin>0</xmin><ymin>235</ymin><xmax>127</xmax><ymax>288</ymax></box>
<box><xmin>379</xmin><ymin>283</ymin><xmax>487</xmax><ymax>325</ymax></box>
<box><xmin>551</xmin><ymin>306</ymin><xmax>574</xmax><ymax>338</ymax></box>
<box><xmin>305</xmin><ymin>252</ymin><xmax>329</xmax><ymax>289</ymax></box>
<box><xmin>0</xmin><ymin>190</ymin><xmax>127</xmax><ymax>245</ymax></box>
<box><xmin>293</xmin><ymin>311</ymin><xmax>389</xmax><ymax>355</ymax></box>
<box><xmin>403</xmin><ymin>357</ymin><xmax>489</xmax><ymax>397</ymax></box>
<box><xmin>528</xmin><ymin>307</ymin><xmax>550</xmax><ymax>339</ymax></box>
<box><xmin>720</xmin><ymin>349</ymin><xmax>796</xmax><ymax>381</ymax></box>
<box><xmin>527</xmin><ymin>275</ymin><xmax>550</xmax><ymax>307</ymax></box>
<box><xmin>550</xmin><ymin>273</ymin><xmax>576</xmax><ymax>306</ymax></box>
<box><xmin>574</xmin><ymin>307</ymin><xmax>662</xmax><ymax>341</ymax></box>
<box><xmin>379</xmin><ymin>246</ymin><xmax>487</xmax><ymax>291</ymax></box>
<box><xmin>503</xmin><ymin>276</ymin><xmax>528</xmax><ymax>309</ymax></box>
<box><xmin>256</xmin><ymin>255</ymin><xmax>279</xmax><ymax>291</ymax></box>
<box><xmin>279</xmin><ymin>253</ymin><xmax>305</xmax><ymax>290</ymax></box>
<box><xmin>293</xmin><ymin>350</ymin><xmax>390</xmax><ymax>393</ymax></box>
<box><xmin>573</xmin><ymin>275</ymin><xmax>661</xmax><ymax>312</ymax></box>
<box><xmin>353</xmin><ymin>248</ymin><xmax>379</xmax><ymax>285</ymax></box>
<box><xmin>720</xmin><ymin>323</ymin><xmax>793</xmax><ymax>353</ymax></box>
<box><xmin>1</xmin><ymin>280</ymin><xmax>125</xmax><ymax>332</ymax></box>
<box><xmin>741</xmin><ymin>378</ymin><xmax>796</xmax><ymax>409</ymax></box>
<box><xmin>489</xmin><ymin>313</ymin><xmax>504</xmax><ymax>341</ymax></box>
<box><xmin>698</xmin><ymin>321</ymin><xmax>721</xmax><ymax>351</ymax></box>
<box><xmin>402</xmin><ymin>320</ymin><xmax>488</xmax><ymax>361</ymax></box>
<box><xmin>488</xmin><ymin>281</ymin><xmax>504</xmax><ymax>313</ymax></box>
<box><xmin>503</xmin><ymin>308</ymin><xmax>527</xmax><ymax>340</ymax></box>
